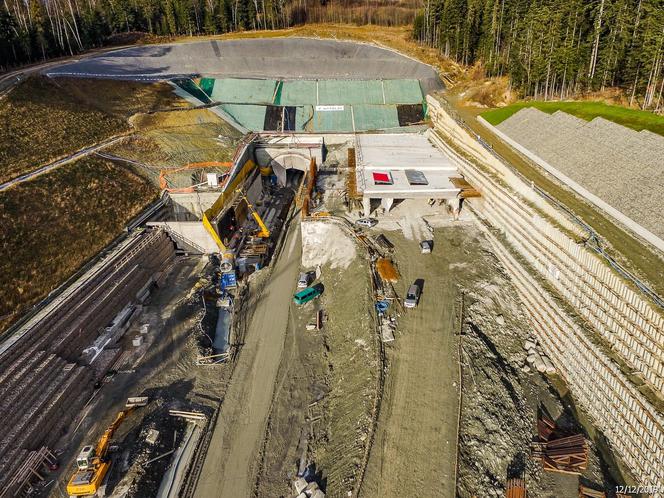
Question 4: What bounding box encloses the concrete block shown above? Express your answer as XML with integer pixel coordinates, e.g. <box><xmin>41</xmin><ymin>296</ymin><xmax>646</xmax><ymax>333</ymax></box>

<box><xmin>524</xmin><ymin>340</ymin><xmax>537</xmax><ymax>350</ymax></box>
<box><xmin>146</xmin><ymin>429</ymin><xmax>159</xmax><ymax>445</ymax></box>
<box><xmin>304</xmin><ymin>481</ymin><xmax>319</xmax><ymax>496</ymax></box>
<box><xmin>293</xmin><ymin>477</ymin><xmax>307</xmax><ymax>494</ymax></box>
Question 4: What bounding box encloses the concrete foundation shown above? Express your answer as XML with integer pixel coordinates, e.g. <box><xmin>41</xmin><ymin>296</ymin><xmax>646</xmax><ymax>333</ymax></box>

<box><xmin>148</xmin><ymin>221</ymin><xmax>218</xmax><ymax>253</ymax></box>
<box><xmin>381</xmin><ymin>198</ymin><xmax>394</xmax><ymax>212</ymax></box>
<box><xmin>362</xmin><ymin>198</ymin><xmax>371</xmax><ymax>217</ymax></box>
<box><xmin>254</xmin><ymin>136</ymin><xmax>324</xmax><ymax>187</ymax></box>
<box><xmin>168</xmin><ymin>192</ymin><xmax>221</xmax><ymax>220</ymax></box>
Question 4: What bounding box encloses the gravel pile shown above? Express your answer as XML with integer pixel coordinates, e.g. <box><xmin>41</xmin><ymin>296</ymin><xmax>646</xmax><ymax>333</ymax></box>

<box><xmin>497</xmin><ymin>108</ymin><xmax>664</xmax><ymax>239</ymax></box>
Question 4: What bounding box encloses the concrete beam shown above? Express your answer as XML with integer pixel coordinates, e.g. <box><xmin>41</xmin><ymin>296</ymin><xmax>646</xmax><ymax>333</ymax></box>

<box><xmin>362</xmin><ymin>198</ymin><xmax>371</xmax><ymax>217</ymax></box>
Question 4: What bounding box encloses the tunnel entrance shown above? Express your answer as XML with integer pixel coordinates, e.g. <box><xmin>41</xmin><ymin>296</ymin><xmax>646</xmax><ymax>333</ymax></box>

<box><xmin>286</xmin><ymin>169</ymin><xmax>304</xmax><ymax>188</ymax></box>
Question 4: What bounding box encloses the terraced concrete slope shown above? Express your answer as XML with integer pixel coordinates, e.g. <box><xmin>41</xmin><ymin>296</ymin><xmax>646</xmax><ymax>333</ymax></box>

<box><xmin>495</xmin><ymin>107</ymin><xmax>664</xmax><ymax>246</ymax></box>
<box><xmin>45</xmin><ymin>38</ymin><xmax>443</xmax><ymax>93</ymax></box>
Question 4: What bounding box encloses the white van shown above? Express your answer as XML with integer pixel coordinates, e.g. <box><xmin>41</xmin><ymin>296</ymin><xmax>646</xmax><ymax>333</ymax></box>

<box><xmin>297</xmin><ymin>272</ymin><xmax>313</xmax><ymax>288</ymax></box>
<box><xmin>404</xmin><ymin>282</ymin><xmax>422</xmax><ymax>308</ymax></box>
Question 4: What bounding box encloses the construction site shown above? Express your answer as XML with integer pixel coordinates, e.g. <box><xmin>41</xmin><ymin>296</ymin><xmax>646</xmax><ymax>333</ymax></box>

<box><xmin>0</xmin><ymin>36</ymin><xmax>663</xmax><ymax>498</ymax></box>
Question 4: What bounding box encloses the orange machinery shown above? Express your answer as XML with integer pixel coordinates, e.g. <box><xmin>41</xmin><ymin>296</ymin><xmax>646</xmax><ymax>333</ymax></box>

<box><xmin>67</xmin><ymin>398</ymin><xmax>147</xmax><ymax>496</ymax></box>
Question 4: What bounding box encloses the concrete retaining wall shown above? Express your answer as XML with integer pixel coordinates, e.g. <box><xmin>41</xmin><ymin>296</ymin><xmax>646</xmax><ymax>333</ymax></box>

<box><xmin>426</xmin><ymin>96</ymin><xmax>664</xmax><ymax>487</ymax></box>
<box><xmin>477</xmin><ymin>116</ymin><xmax>664</xmax><ymax>253</ymax></box>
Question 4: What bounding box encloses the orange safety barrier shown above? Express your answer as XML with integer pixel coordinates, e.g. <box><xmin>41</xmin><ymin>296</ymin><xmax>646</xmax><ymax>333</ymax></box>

<box><xmin>159</xmin><ymin>161</ymin><xmax>232</xmax><ymax>192</ymax></box>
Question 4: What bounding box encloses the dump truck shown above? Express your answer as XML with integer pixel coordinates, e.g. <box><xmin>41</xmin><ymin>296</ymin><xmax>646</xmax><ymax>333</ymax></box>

<box><xmin>67</xmin><ymin>398</ymin><xmax>147</xmax><ymax>496</ymax></box>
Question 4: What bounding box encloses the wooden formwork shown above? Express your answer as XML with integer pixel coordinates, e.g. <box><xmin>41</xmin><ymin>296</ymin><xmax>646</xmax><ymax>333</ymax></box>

<box><xmin>505</xmin><ymin>478</ymin><xmax>526</xmax><ymax>498</ymax></box>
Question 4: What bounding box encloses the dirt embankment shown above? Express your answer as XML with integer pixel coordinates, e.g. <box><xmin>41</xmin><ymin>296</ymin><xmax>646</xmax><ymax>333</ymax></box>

<box><xmin>109</xmin><ymin>108</ymin><xmax>242</xmax><ymax>187</ymax></box>
<box><xmin>0</xmin><ymin>158</ymin><xmax>157</xmax><ymax>333</ymax></box>
<box><xmin>0</xmin><ymin>76</ymin><xmax>189</xmax><ymax>184</ymax></box>
<box><xmin>255</xmin><ymin>220</ymin><xmax>378</xmax><ymax>498</ymax></box>
<box><xmin>454</xmin><ymin>230</ymin><xmax>616</xmax><ymax>497</ymax></box>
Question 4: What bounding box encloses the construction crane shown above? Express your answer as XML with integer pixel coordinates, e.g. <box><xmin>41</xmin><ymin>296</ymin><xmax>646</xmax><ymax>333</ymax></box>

<box><xmin>236</xmin><ymin>189</ymin><xmax>270</xmax><ymax>238</ymax></box>
<box><xmin>66</xmin><ymin>398</ymin><xmax>147</xmax><ymax>496</ymax></box>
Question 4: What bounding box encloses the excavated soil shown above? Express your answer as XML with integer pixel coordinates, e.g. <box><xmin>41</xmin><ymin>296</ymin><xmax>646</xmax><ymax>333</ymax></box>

<box><xmin>254</xmin><ymin>225</ymin><xmax>378</xmax><ymax>498</ymax></box>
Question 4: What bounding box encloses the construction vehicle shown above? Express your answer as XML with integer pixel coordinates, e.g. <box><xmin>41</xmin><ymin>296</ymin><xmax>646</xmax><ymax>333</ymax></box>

<box><xmin>236</xmin><ymin>189</ymin><xmax>270</xmax><ymax>238</ymax></box>
<box><xmin>66</xmin><ymin>398</ymin><xmax>148</xmax><ymax>496</ymax></box>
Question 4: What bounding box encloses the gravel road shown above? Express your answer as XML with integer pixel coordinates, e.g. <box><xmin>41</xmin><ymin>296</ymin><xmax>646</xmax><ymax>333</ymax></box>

<box><xmin>359</xmin><ymin>226</ymin><xmax>460</xmax><ymax>498</ymax></box>
<box><xmin>195</xmin><ymin>221</ymin><xmax>302</xmax><ymax>498</ymax></box>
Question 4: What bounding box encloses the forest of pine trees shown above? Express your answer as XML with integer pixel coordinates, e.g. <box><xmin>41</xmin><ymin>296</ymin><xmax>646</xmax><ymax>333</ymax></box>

<box><xmin>1</xmin><ymin>0</ymin><xmax>663</xmax><ymax>109</ymax></box>
<box><xmin>415</xmin><ymin>0</ymin><xmax>664</xmax><ymax>109</ymax></box>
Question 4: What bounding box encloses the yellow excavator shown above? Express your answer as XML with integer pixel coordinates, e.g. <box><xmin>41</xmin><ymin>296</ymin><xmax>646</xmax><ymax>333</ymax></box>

<box><xmin>67</xmin><ymin>398</ymin><xmax>147</xmax><ymax>496</ymax></box>
<box><xmin>236</xmin><ymin>188</ymin><xmax>270</xmax><ymax>239</ymax></box>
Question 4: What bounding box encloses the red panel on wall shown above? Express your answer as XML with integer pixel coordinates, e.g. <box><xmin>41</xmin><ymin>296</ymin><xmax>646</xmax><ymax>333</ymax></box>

<box><xmin>372</xmin><ymin>171</ymin><xmax>393</xmax><ymax>185</ymax></box>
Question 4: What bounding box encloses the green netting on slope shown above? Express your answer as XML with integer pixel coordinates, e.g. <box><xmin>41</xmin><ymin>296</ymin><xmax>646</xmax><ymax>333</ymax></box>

<box><xmin>211</xmin><ymin>78</ymin><xmax>278</xmax><ymax>104</ymax></box>
<box><xmin>279</xmin><ymin>81</ymin><xmax>318</xmax><ymax>106</ymax></box>
<box><xmin>199</xmin><ymin>78</ymin><xmax>215</xmax><ymax>98</ymax></box>
<box><xmin>382</xmin><ymin>79</ymin><xmax>424</xmax><ymax>104</ymax></box>
<box><xmin>172</xmin><ymin>79</ymin><xmax>212</xmax><ymax>104</ymax></box>
<box><xmin>220</xmin><ymin>104</ymin><xmax>267</xmax><ymax>131</ymax></box>
<box><xmin>312</xmin><ymin>107</ymin><xmax>354</xmax><ymax>132</ymax></box>
<box><xmin>273</xmin><ymin>81</ymin><xmax>284</xmax><ymax>105</ymax></box>
<box><xmin>352</xmin><ymin>105</ymin><xmax>400</xmax><ymax>131</ymax></box>
<box><xmin>318</xmin><ymin>80</ymin><xmax>384</xmax><ymax>105</ymax></box>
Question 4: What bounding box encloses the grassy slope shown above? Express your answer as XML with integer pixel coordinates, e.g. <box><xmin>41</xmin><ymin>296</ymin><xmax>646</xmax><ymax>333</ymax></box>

<box><xmin>109</xmin><ymin>108</ymin><xmax>242</xmax><ymax>186</ymax></box>
<box><xmin>0</xmin><ymin>158</ymin><xmax>157</xmax><ymax>331</ymax></box>
<box><xmin>453</xmin><ymin>103</ymin><xmax>664</xmax><ymax>298</ymax></box>
<box><xmin>481</xmin><ymin>100</ymin><xmax>664</xmax><ymax>136</ymax></box>
<box><xmin>0</xmin><ymin>77</ymin><xmax>191</xmax><ymax>184</ymax></box>
<box><xmin>0</xmin><ymin>77</ymin><xmax>127</xmax><ymax>184</ymax></box>
<box><xmin>54</xmin><ymin>77</ymin><xmax>191</xmax><ymax>117</ymax></box>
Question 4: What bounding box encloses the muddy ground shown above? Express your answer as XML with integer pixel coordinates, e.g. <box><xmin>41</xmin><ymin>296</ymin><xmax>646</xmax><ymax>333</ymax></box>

<box><xmin>254</xmin><ymin>242</ymin><xmax>378</xmax><ymax>498</ymax></box>
<box><xmin>194</xmin><ymin>217</ymin><xmax>304</xmax><ymax>498</ymax></box>
<box><xmin>359</xmin><ymin>223</ymin><xmax>461</xmax><ymax>498</ymax></box>
<box><xmin>362</xmin><ymin>199</ymin><xmax>619</xmax><ymax>498</ymax></box>
<box><xmin>47</xmin><ymin>256</ymin><xmax>234</xmax><ymax>498</ymax></box>
<box><xmin>249</xmin><ymin>184</ymin><xmax>620</xmax><ymax>498</ymax></box>
<box><xmin>44</xmin><ymin>199</ymin><xmax>621</xmax><ymax>498</ymax></box>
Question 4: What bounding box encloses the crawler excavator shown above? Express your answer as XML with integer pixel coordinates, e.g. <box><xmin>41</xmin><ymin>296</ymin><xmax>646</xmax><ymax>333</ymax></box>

<box><xmin>67</xmin><ymin>398</ymin><xmax>147</xmax><ymax>496</ymax></box>
<box><xmin>236</xmin><ymin>188</ymin><xmax>270</xmax><ymax>239</ymax></box>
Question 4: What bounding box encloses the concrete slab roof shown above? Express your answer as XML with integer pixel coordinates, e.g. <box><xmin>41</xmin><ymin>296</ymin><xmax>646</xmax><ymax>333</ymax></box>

<box><xmin>355</xmin><ymin>133</ymin><xmax>461</xmax><ymax>199</ymax></box>
<box><xmin>356</xmin><ymin>133</ymin><xmax>459</xmax><ymax>171</ymax></box>
<box><xmin>360</xmin><ymin>169</ymin><xmax>459</xmax><ymax>198</ymax></box>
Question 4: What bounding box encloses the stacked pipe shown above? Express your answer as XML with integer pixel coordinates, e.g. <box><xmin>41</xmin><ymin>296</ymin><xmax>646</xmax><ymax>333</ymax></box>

<box><xmin>0</xmin><ymin>229</ymin><xmax>176</xmax><ymax>489</ymax></box>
